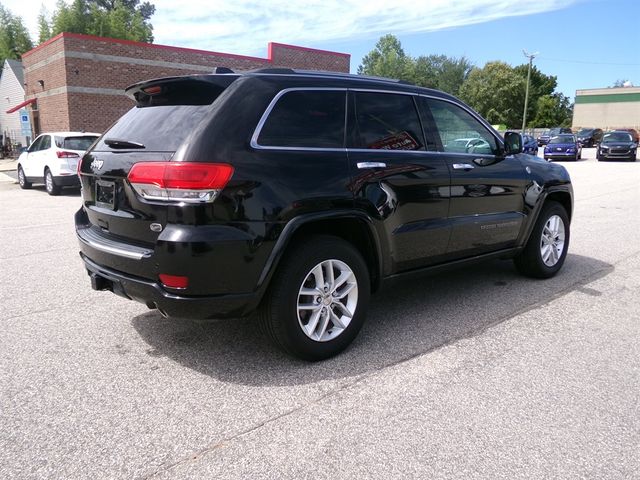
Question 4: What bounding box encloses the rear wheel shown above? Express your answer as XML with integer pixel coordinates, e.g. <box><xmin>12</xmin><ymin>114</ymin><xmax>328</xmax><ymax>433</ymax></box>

<box><xmin>17</xmin><ymin>166</ymin><xmax>31</xmax><ymax>189</ymax></box>
<box><xmin>45</xmin><ymin>168</ymin><xmax>61</xmax><ymax>196</ymax></box>
<box><xmin>260</xmin><ymin>235</ymin><xmax>370</xmax><ymax>361</ymax></box>
<box><xmin>514</xmin><ymin>201</ymin><xmax>570</xmax><ymax>279</ymax></box>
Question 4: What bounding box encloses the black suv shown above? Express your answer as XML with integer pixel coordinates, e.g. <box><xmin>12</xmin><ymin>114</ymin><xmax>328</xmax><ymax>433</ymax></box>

<box><xmin>75</xmin><ymin>69</ymin><xmax>573</xmax><ymax>360</ymax></box>
<box><xmin>576</xmin><ymin>128</ymin><xmax>603</xmax><ymax>147</ymax></box>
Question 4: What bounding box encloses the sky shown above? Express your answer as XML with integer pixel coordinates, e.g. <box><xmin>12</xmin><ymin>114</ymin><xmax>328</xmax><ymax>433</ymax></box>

<box><xmin>4</xmin><ymin>0</ymin><xmax>640</xmax><ymax>100</ymax></box>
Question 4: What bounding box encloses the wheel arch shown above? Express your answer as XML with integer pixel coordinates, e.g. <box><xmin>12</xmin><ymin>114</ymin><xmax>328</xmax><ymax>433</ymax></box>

<box><xmin>518</xmin><ymin>186</ymin><xmax>573</xmax><ymax>249</ymax></box>
<box><xmin>256</xmin><ymin>212</ymin><xmax>384</xmax><ymax>305</ymax></box>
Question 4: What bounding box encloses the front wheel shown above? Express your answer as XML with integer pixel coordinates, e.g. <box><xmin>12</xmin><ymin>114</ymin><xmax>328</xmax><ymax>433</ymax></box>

<box><xmin>514</xmin><ymin>201</ymin><xmax>570</xmax><ymax>278</ymax></box>
<box><xmin>260</xmin><ymin>235</ymin><xmax>371</xmax><ymax>361</ymax></box>
<box><xmin>18</xmin><ymin>166</ymin><xmax>31</xmax><ymax>189</ymax></box>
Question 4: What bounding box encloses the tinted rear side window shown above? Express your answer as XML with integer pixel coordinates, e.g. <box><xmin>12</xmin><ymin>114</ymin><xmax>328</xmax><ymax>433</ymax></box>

<box><xmin>348</xmin><ymin>92</ymin><xmax>425</xmax><ymax>151</ymax></box>
<box><xmin>257</xmin><ymin>90</ymin><xmax>346</xmax><ymax>148</ymax></box>
<box><xmin>94</xmin><ymin>105</ymin><xmax>212</xmax><ymax>152</ymax></box>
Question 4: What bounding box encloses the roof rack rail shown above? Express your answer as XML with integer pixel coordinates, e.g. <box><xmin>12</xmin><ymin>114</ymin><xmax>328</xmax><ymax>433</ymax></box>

<box><xmin>251</xmin><ymin>68</ymin><xmax>296</xmax><ymax>74</ymax></box>
<box><xmin>213</xmin><ymin>66</ymin><xmax>235</xmax><ymax>74</ymax></box>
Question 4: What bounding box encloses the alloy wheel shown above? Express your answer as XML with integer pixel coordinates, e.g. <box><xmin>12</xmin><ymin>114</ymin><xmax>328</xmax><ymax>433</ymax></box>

<box><xmin>297</xmin><ymin>259</ymin><xmax>358</xmax><ymax>342</ymax></box>
<box><xmin>540</xmin><ymin>214</ymin><xmax>565</xmax><ymax>267</ymax></box>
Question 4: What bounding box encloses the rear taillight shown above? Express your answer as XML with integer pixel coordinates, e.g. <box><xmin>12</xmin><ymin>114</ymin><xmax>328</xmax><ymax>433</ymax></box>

<box><xmin>57</xmin><ymin>150</ymin><xmax>80</xmax><ymax>158</ymax></box>
<box><xmin>127</xmin><ymin>162</ymin><xmax>233</xmax><ymax>203</ymax></box>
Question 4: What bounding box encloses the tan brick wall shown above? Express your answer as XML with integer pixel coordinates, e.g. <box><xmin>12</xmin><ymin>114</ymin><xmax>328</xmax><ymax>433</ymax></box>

<box><xmin>21</xmin><ymin>33</ymin><xmax>351</xmax><ymax>135</ymax></box>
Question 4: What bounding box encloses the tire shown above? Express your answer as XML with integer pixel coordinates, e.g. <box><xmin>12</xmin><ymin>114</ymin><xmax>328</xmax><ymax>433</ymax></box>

<box><xmin>514</xmin><ymin>201</ymin><xmax>570</xmax><ymax>279</ymax></box>
<box><xmin>17</xmin><ymin>166</ymin><xmax>31</xmax><ymax>189</ymax></box>
<box><xmin>45</xmin><ymin>168</ymin><xmax>61</xmax><ymax>196</ymax></box>
<box><xmin>259</xmin><ymin>235</ymin><xmax>371</xmax><ymax>361</ymax></box>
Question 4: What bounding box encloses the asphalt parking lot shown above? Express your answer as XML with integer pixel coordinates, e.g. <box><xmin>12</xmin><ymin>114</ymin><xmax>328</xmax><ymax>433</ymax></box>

<box><xmin>1</xmin><ymin>147</ymin><xmax>639</xmax><ymax>479</ymax></box>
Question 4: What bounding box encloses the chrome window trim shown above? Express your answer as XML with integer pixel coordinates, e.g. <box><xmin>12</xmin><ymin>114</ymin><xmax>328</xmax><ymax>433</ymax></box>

<box><xmin>250</xmin><ymin>86</ymin><xmax>505</xmax><ymax>154</ymax></box>
<box><xmin>250</xmin><ymin>87</ymin><xmax>348</xmax><ymax>151</ymax></box>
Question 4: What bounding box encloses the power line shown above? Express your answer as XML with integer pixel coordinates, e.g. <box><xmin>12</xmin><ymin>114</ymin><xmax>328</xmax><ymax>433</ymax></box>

<box><xmin>537</xmin><ymin>56</ymin><xmax>640</xmax><ymax>67</ymax></box>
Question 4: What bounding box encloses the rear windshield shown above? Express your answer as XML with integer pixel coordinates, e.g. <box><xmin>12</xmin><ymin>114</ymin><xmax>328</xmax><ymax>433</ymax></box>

<box><xmin>95</xmin><ymin>77</ymin><xmax>234</xmax><ymax>152</ymax></box>
<box><xmin>56</xmin><ymin>136</ymin><xmax>99</xmax><ymax>150</ymax></box>
<box><xmin>94</xmin><ymin>105</ymin><xmax>212</xmax><ymax>152</ymax></box>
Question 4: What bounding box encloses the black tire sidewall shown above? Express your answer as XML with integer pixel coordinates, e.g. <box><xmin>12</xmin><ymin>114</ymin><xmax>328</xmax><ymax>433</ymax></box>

<box><xmin>518</xmin><ymin>202</ymin><xmax>570</xmax><ymax>278</ymax></box>
<box><xmin>265</xmin><ymin>236</ymin><xmax>370</xmax><ymax>360</ymax></box>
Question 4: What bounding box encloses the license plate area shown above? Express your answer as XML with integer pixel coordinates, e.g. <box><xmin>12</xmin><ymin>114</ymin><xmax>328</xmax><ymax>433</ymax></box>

<box><xmin>96</xmin><ymin>180</ymin><xmax>116</xmax><ymax>209</ymax></box>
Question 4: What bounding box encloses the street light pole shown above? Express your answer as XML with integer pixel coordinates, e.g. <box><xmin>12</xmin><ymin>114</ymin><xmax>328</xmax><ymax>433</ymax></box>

<box><xmin>522</xmin><ymin>50</ymin><xmax>538</xmax><ymax>132</ymax></box>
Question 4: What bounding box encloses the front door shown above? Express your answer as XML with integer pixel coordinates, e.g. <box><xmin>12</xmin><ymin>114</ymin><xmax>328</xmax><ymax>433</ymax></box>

<box><xmin>420</xmin><ymin>97</ymin><xmax>529</xmax><ymax>257</ymax></box>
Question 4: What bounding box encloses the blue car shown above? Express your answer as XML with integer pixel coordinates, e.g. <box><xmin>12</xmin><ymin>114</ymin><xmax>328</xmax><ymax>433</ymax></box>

<box><xmin>544</xmin><ymin>134</ymin><xmax>582</xmax><ymax>161</ymax></box>
<box><xmin>522</xmin><ymin>134</ymin><xmax>538</xmax><ymax>155</ymax></box>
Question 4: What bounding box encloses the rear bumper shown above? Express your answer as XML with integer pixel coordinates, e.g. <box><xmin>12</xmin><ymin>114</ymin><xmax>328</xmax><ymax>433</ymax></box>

<box><xmin>55</xmin><ymin>174</ymin><xmax>80</xmax><ymax>187</ymax></box>
<box><xmin>80</xmin><ymin>253</ymin><xmax>260</xmax><ymax>319</ymax></box>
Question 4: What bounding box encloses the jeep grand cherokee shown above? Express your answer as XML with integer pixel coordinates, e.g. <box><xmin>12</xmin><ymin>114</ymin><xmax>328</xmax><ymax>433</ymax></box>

<box><xmin>75</xmin><ymin>69</ymin><xmax>573</xmax><ymax>360</ymax></box>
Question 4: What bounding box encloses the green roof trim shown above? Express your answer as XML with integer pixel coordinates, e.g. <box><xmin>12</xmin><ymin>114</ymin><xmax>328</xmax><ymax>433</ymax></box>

<box><xmin>575</xmin><ymin>92</ymin><xmax>640</xmax><ymax>104</ymax></box>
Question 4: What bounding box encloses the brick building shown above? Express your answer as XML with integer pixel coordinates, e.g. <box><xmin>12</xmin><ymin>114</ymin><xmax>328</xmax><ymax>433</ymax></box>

<box><xmin>21</xmin><ymin>33</ymin><xmax>350</xmax><ymax>135</ymax></box>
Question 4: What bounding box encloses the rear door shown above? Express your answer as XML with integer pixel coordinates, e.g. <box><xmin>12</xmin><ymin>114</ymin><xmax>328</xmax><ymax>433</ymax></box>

<box><xmin>346</xmin><ymin>90</ymin><xmax>451</xmax><ymax>272</ymax></box>
<box><xmin>420</xmin><ymin>97</ymin><xmax>528</xmax><ymax>257</ymax></box>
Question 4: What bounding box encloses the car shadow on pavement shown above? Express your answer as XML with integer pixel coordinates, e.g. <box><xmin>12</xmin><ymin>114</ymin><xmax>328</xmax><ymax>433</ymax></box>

<box><xmin>131</xmin><ymin>253</ymin><xmax>612</xmax><ymax>387</ymax></box>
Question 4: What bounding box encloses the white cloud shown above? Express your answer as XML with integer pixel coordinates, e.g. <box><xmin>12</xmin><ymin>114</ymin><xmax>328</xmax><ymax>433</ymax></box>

<box><xmin>5</xmin><ymin>0</ymin><xmax>577</xmax><ymax>57</ymax></box>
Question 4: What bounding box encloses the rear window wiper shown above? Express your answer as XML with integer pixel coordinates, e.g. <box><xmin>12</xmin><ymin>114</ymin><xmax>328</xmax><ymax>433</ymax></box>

<box><xmin>104</xmin><ymin>138</ymin><xmax>145</xmax><ymax>149</ymax></box>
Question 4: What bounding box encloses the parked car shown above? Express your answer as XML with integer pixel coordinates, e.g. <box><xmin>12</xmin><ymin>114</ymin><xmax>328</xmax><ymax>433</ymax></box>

<box><xmin>521</xmin><ymin>134</ymin><xmax>538</xmax><ymax>155</ymax></box>
<box><xmin>17</xmin><ymin>132</ymin><xmax>100</xmax><ymax>195</ymax></box>
<box><xmin>75</xmin><ymin>69</ymin><xmax>573</xmax><ymax>360</ymax></box>
<box><xmin>597</xmin><ymin>131</ymin><xmax>638</xmax><ymax>161</ymax></box>
<box><xmin>544</xmin><ymin>134</ymin><xmax>582</xmax><ymax>161</ymax></box>
<box><xmin>537</xmin><ymin>127</ymin><xmax>572</xmax><ymax>146</ymax></box>
<box><xmin>576</xmin><ymin>128</ymin><xmax>603</xmax><ymax>147</ymax></box>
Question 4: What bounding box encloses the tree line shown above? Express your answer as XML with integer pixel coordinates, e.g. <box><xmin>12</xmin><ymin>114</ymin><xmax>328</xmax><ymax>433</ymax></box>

<box><xmin>0</xmin><ymin>0</ymin><xmax>154</xmax><ymax>65</ymax></box>
<box><xmin>359</xmin><ymin>35</ymin><xmax>573</xmax><ymax>129</ymax></box>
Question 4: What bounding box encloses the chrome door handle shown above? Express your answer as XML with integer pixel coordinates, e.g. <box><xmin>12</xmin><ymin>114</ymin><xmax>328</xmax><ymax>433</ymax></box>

<box><xmin>452</xmin><ymin>163</ymin><xmax>475</xmax><ymax>170</ymax></box>
<box><xmin>357</xmin><ymin>162</ymin><xmax>387</xmax><ymax>169</ymax></box>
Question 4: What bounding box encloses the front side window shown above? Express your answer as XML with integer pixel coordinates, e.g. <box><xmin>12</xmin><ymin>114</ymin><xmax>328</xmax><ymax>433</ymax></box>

<box><xmin>257</xmin><ymin>90</ymin><xmax>346</xmax><ymax>148</ymax></box>
<box><xmin>40</xmin><ymin>135</ymin><xmax>51</xmax><ymax>150</ymax></box>
<box><xmin>28</xmin><ymin>136</ymin><xmax>43</xmax><ymax>152</ymax></box>
<box><xmin>348</xmin><ymin>92</ymin><xmax>425</xmax><ymax>151</ymax></box>
<box><xmin>424</xmin><ymin>98</ymin><xmax>499</xmax><ymax>155</ymax></box>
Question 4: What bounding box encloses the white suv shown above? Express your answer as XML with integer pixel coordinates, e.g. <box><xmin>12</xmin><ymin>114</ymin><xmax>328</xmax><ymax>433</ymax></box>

<box><xmin>17</xmin><ymin>132</ymin><xmax>100</xmax><ymax>195</ymax></box>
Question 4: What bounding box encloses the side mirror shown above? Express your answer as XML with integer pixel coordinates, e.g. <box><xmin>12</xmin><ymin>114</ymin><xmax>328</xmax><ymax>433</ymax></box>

<box><xmin>503</xmin><ymin>131</ymin><xmax>523</xmax><ymax>155</ymax></box>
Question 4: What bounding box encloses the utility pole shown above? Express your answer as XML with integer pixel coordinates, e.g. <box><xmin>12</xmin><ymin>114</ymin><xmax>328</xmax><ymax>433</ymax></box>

<box><xmin>522</xmin><ymin>50</ymin><xmax>538</xmax><ymax>132</ymax></box>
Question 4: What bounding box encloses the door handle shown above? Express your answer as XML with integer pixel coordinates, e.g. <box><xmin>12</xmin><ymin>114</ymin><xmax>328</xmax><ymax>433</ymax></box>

<box><xmin>452</xmin><ymin>163</ymin><xmax>475</xmax><ymax>170</ymax></box>
<box><xmin>357</xmin><ymin>162</ymin><xmax>387</xmax><ymax>169</ymax></box>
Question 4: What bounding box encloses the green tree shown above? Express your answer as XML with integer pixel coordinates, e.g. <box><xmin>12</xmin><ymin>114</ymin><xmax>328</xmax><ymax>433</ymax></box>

<box><xmin>459</xmin><ymin>61</ymin><xmax>526</xmax><ymax>127</ymax></box>
<box><xmin>0</xmin><ymin>4</ymin><xmax>34</xmax><ymax>62</ymax></box>
<box><xmin>414</xmin><ymin>54</ymin><xmax>473</xmax><ymax>96</ymax></box>
<box><xmin>359</xmin><ymin>35</ymin><xmax>473</xmax><ymax>97</ymax></box>
<box><xmin>37</xmin><ymin>7</ymin><xmax>51</xmax><ymax>44</ymax></box>
<box><xmin>357</xmin><ymin>34</ymin><xmax>414</xmax><ymax>81</ymax></box>
<box><xmin>513</xmin><ymin>64</ymin><xmax>557</xmax><ymax>127</ymax></box>
<box><xmin>531</xmin><ymin>94</ymin><xmax>573</xmax><ymax>127</ymax></box>
<box><xmin>48</xmin><ymin>0</ymin><xmax>154</xmax><ymax>42</ymax></box>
